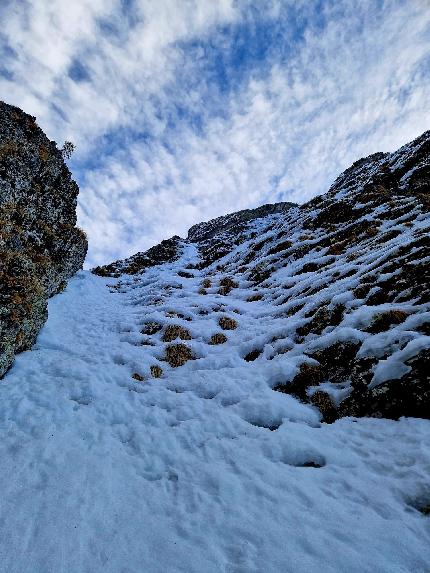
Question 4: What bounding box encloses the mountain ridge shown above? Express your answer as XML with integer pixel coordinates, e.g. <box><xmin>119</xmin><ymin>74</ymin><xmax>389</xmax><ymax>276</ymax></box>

<box><xmin>92</xmin><ymin>129</ymin><xmax>429</xmax><ymax>422</ymax></box>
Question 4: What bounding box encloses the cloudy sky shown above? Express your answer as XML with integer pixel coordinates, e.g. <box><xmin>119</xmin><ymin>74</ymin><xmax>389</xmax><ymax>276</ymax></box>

<box><xmin>1</xmin><ymin>0</ymin><xmax>429</xmax><ymax>266</ymax></box>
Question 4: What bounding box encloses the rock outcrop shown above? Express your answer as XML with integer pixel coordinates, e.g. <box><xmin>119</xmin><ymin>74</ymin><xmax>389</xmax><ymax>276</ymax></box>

<box><xmin>187</xmin><ymin>202</ymin><xmax>295</xmax><ymax>243</ymax></box>
<box><xmin>92</xmin><ymin>130</ymin><xmax>429</xmax><ymax>422</ymax></box>
<box><xmin>92</xmin><ymin>236</ymin><xmax>181</xmax><ymax>277</ymax></box>
<box><xmin>92</xmin><ymin>203</ymin><xmax>297</xmax><ymax>278</ymax></box>
<box><xmin>0</xmin><ymin>101</ymin><xmax>87</xmax><ymax>377</ymax></box>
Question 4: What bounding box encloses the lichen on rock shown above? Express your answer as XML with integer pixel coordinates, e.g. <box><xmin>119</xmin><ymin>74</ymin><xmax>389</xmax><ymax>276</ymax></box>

<box><xmin>0</xmin><ymin>101</ymin><xmax>87</xmax><ymax>377</ymax></box>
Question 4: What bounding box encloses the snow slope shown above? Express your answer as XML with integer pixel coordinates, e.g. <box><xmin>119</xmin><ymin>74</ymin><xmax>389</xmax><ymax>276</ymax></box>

<box><xmin>0</xmin><ymin>245</ymin><xmax>429</xmax><ymax>572</ymax></box>
<box><xmin>0</xmin><ymin>130</ymin><xmax>429</xmax><ymax>572</ymax></box>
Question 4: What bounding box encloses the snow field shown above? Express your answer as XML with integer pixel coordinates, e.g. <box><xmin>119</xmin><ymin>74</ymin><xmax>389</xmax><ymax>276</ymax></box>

<box><xmin>0</xmin><ymin>234</ymin><xmax>429</xmax><ymax>572</ymax></box>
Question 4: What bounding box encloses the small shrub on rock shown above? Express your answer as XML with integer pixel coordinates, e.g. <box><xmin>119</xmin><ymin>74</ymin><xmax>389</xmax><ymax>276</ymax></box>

<box><xmin>202</xmin><ymin>278</ymin><xmax>212</xmax><ymax>288</ymax></box>
<box><xmin>61</xmin><ymin>141</ymin><xmax>76</xmax><ymax>159</ymax></box>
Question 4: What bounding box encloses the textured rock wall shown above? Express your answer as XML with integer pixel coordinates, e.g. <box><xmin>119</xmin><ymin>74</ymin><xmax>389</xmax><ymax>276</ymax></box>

<box><xmin>92</xmin><ymin>236</ymin><xmax>181</xmax><ymax>277</ymax></box>
<box><xmin>0</xmin><ymin>101</ymin><xmax>87</xmax><ymax>377</ymax></box>
<box><xmin>93</xmin><ymin>203</ymin><xmax>297</xmax><ymax>277</ymax></box>
<box><xmin>187</xmin><ymin>202</ymin><xmax>296</xmax><ymax>242</ymax></box>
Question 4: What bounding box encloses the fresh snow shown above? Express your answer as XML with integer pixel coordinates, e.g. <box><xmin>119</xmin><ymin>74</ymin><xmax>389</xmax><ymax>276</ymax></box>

<box><xmin>0</xmin><ymin>231</ymin><xmax>429</xmax><ymax>573</ymax></box>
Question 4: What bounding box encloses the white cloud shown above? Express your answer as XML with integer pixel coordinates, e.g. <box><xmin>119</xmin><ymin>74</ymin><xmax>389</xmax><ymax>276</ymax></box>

<box><xmin>0</xmin><ymin>0</ymin><xmax>239</xmax><ymax>144</ymax></box>
<box><xmin>1</xmin><ymin>0</ymin><xmax>429</xmax><ymax>266</ymax></box>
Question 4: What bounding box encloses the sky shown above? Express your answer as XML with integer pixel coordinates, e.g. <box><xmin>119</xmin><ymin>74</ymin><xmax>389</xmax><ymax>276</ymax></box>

<box><xmin>1</xmin><ymin>0</ymin><xmax>429</xmax><ymax>267</ymax></box>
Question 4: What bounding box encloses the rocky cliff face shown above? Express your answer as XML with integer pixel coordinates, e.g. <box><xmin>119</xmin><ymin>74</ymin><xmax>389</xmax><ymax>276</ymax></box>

<box><xmin>92</xmin><ymin>130</ymin><xmax>429</xmax><ymax>422</ymax></box>
<box><xmin>0</xmin><ymin>101</ymin><xmax>87</xmax><ymax>377</ymax></box>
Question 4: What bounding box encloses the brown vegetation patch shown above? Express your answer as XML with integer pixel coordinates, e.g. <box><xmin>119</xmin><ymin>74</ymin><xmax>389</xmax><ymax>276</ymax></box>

<box><xmin>252</xmin><ymin>239</ymin><xmax>269</xmax><ymax>252</ymax></box>
<box><xmin>38</xmin><ymin>144</ymin><xmax>50</xmax><ymax>162</ymax></box>
<box><xmin>177</xmin><ymin>270</ymin><xmax>194</xmax><ymax>278</ymax></box>
<box><xmin>150</xmin><ymin>365</ymin><xmax>163</xmax><ymax>378</ymax></box>
<box><xmin>328</xmin><ymin>241</ymin><xmax>347</xmax><ymax>255</ymax></box>
<box><xmin>308</xmin><ymin>200</ymin><xmax>356</xmax><ymax>228</ymax></box>
<box><xmin>218</xmin><ymin>276</ymin><xmax>239</xmax><ymax>295</ymax></box>
<box><xmin>367</xmin><ymin>228</ymin><xmax>399</xmax><ymax>244</ymax></box>
<box><xmin>218</xmin><ymin>316</ymin><xmax>238</xmax><ymax>330</ymax></box>
<box><xmin>165</xmin><ymin>343</ymin><xmax>194</xmax><ymax>367</ymax></box>
<box><xmin>300</xmin><ymin>262</ymin><xmax>322</xmax><ymax>273</ymax></box>
<box><xmin>290</xmin><ymin>244</ymin><xmax>313</xmax><ymax>260</ymax></box>
<box><xmin>141</xmin><ymin>322</ymin><xmax>163</xmax><ymax>335</ymax></box>
<box><xmin>353</xmin><ymin>282</ymin><xmax>372</xmax><ymax>299</ymax></box>
<box><xmin>162</xmin><ymin>324</ymin><xmax>192</xmax><ymax>342</ymax></box>
<box><xmin>277</xmin><ymin>302</ymin><xmax>305</xmax><ymax>316</ymax></box>
<box><xmin>209</xmin><ymin>333</ymin><xmax>227</xmax><ymax>345</ymax></box>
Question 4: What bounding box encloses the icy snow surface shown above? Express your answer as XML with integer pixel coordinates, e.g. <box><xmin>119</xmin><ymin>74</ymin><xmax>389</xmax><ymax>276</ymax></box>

<box><xmin>0</xmin><ymin>238</ymin><xmax>429</xmax><ymax>572</ymax></box>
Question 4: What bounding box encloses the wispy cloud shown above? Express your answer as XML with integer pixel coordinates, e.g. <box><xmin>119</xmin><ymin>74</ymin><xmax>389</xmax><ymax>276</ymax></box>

<box><xmin>1</xmin><ymin>0</ymin><xmax>429</xmax><ymax>266</ymax></box>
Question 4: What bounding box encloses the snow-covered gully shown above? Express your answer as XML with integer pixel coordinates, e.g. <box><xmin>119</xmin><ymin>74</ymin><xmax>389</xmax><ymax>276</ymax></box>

<box><xmin>1</xmin><ymin>130</ymin><xmax>429</xmax><ymax>572</ymax></box>
<box><xmin>0</xmin><ymin>237</ymin><xmax>429</xmax><ymax>572</ymax></box>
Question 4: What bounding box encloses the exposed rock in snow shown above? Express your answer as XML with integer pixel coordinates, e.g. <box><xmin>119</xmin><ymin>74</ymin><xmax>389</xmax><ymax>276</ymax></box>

<box><xmin>187</xmin><ymin>201</ymin><xmax>295</xmax><ymax>242</ymax></box>
<box><xmin>0</xmin><ymin>101</ymin><xmax>87</xmax><ymax>377</ymax></box>
<box><xmin>93</xmin><ymin>235</ymin><xmax>181</xmax><ymax>277</ymax></box>
<box><xmin>93</xmin><ymin>130</ymin><xmax>430</xmax><ymax>421</ymax></box>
